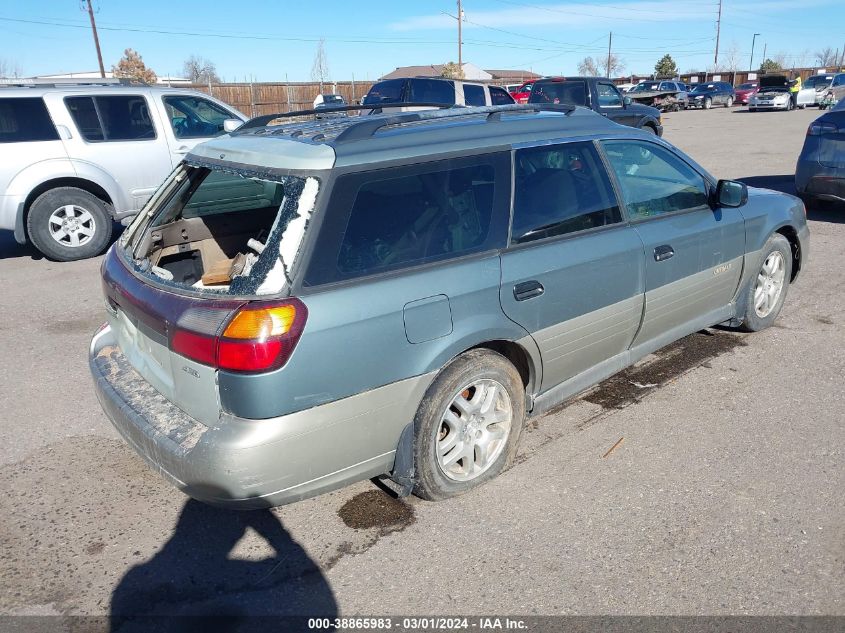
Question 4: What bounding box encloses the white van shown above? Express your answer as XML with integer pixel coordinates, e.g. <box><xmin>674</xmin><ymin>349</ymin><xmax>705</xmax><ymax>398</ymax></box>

<box><xmin>0</xmin><ymin>81</ymin><xmax>245</xmax><ymax>260</ymax></box>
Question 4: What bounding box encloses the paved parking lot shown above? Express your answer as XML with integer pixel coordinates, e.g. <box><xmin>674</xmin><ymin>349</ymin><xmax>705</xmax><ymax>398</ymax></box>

<box><xmin>0</xmin><ymin>106</ymin><xmax>842</xmax><ymax>620</ymax></box>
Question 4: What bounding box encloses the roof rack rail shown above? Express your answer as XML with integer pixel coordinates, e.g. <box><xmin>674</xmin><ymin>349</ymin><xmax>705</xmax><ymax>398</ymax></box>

<box><xmin>237</xmin><ymin>103</ymin><xmax>577</xmax><ymax>142</ymax></box>
<box><xmin>236</xmin><ymin>103</ymin><xmax>455</xmax><ymax>132</ymax></box>
<box><xmin>0</xmin><ymin>77</ymin><xmax>136</xmax><ymax>87</ymax></box>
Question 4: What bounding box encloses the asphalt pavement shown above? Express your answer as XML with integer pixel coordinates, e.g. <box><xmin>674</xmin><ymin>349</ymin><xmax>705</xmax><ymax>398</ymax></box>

<box><xmin>0</xmin><ymin>106</ymin><xmax>842</xmax><ymax>622</ymax></box>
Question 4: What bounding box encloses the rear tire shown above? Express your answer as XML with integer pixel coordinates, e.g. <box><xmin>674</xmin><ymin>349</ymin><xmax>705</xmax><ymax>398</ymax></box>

<box><xmin>27</xmin><ymin>187</ymin><xmax>113</xmax><ymax>261</ymax></box>
<box><xmin>725</xmin><ymin>96</ymin><xmax>734</xmax><ymax>108</ymax></box>
<box><xmin>739</xmin><ymin>234</ymin><xmax>792</xmax><ymax>332</ymax></box>
<box><xmin>413</xmin><ymin>349</ymin><xmax>525</xmax><ymax>501</ymax></box>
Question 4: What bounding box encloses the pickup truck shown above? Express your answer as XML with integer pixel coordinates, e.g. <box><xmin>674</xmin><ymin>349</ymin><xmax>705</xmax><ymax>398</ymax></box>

<box><xmin>528</xmin><ymin>76</ymin><xmax>663</xmax><ymax>135</ymax></box>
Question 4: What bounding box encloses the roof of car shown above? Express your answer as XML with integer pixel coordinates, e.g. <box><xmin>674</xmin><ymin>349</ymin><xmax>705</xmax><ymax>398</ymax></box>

<box><xmin>188</xmin><ymin>104</ymin><xmax>634</xmax><ymax>171</ymax></box>
<box><xmin>0</xmin><ymin>84</ymin><xmax>214</xmax><ymax>97</ymax></box>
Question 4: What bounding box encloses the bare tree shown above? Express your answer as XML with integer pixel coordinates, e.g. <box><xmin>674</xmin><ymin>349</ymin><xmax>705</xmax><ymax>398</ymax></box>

<box><xmin>722</xmin><ymin>41</ymin><xmax>742</xmax><ymax>72</ymax></box>
<box><xmin>577</xmin><ymin>57</ymin><xmax>600</xmax><ymax>76</ymax></box>
<box><xmin>311</xmin><ymin>39</ymin><xmax>330</xmax><ymax>93</ymax></box>
<box><xmin>816</xmin><ymin>47</ymin><xmax>838</xmax><ymax>66</ymax></box>
<box><xmin>182</xmin><ymin>55</ymin><xmax>220</xmax><ymax>84</ymax></box>
<box><xmin>112</xmin><ymin>48</ymin><xmax>157</xmax><ymax>84</ymax></box>
<box><xmin>0</xmin><ymin>58</ymin><xmax>22</xmax><ymax>78</ymax></box>
<box><xmin>600</xmin><ymin>54</ymin><xmax>625</xmax><ymax>78</ymax></box>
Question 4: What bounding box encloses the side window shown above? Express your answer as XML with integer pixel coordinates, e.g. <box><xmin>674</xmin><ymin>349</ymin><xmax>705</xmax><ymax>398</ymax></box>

<box><xmin>0</xmin><ymin>98</ymin><xmax>59</xmax><ymax>143</ymax></box>
<box><xmin>163</xmin><ymin>95</ymin><xmax>234</xmax><ymax>139</ymax></box>
<box><xmin>597</xmin><ymin>82</ymin><xmax>622</xmax><ymax>107</ymax></box>
<box><xmin>304</xmin><ymin>155</ymin><xmax>510</xmax><ymax>285</ymax></box>
<box><xmin>362</xmin><ymin>79</ymin><xmax>405</xmax><ymax>105</ymax></box>
<box><xmin>833</xmin><ymin>75</ymin><xmax>845</xmax><ymax>87</ymax></box>
<box><xmin>490</xmin><ymin>86</ymin><xmax>514</xmax><ymax>105</ymax></box>
<box><xmin>512</xmin><ymin>142</ymin><xmax>622</xmax><ymax>244</ymax></box>
<box><xmin>408</xmin><ymin>79</ymin><xmax>456</xmax><ymax>105</ymax></box>
<box><xmin>463</xmin><ymin>84</ymin><xmax>486</xmax><ymax>106</ymax></box>
<box><xmin>65</xmin><ymin>95</ymin><xmax>155</xmax><ymax>142</ymax></box>
<box><xmin>602</xmin><ymin>141</ymin><xmax>709</xmax><ymax>219</ymax></box>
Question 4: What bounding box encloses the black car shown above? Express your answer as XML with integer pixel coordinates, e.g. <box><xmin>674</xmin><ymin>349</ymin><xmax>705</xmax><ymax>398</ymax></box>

<box><xmin>688</xmin><ymin>81</ymin><xmax>736</xmax><ymax>109</ymax></box>
<box><xmin>527</xmin><ymin>77</ymin><xmax>662</xmax><ymax>135</ymax></box>
<box><xmin>795</xmin><ymin>97</ymin><xmax>845</xmax><ymax>205</ymax></box>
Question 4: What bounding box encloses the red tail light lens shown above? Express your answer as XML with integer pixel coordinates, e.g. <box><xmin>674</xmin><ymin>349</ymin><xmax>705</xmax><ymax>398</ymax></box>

<box><xmin>169</xmin><ymin>298</ymin><xmax>307</xmax><ymax>374</ymax></box>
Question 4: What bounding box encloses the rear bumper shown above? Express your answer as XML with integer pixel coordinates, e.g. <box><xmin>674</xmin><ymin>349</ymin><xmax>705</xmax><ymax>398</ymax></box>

<box><xmin>90</xmin><ymin>325</ymin><xmax>430</xmax><ymax>508</ymax></box>
<box><xmin>795</xmin><ymin>161</ymin><xmax>845</xmax><ymax>203</ymax></box>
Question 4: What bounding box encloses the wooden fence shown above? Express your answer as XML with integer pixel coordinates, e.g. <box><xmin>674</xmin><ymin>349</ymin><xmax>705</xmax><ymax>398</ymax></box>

<box><xmin>177</xmin><ymin>81</ymin><xmax>377</xmax><ymax>117</ymax></box>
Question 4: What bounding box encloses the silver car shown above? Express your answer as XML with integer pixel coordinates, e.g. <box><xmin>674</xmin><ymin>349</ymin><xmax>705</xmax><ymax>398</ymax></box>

<box><xmin>90</xmin><ymin>104</ymin><xmax>808</xmax><ymax>508</ymax></box>
<box><xmin>0</xmin><ymin>81</ymin><xmax>244</xmax><ymax>260</ymax></box>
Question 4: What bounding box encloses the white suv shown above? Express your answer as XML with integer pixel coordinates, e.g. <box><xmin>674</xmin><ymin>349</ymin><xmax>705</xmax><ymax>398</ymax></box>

<box><xmin>0</xmin><ymin>82</ymin><xmax>245</xmax><ymax>260</ymax></box>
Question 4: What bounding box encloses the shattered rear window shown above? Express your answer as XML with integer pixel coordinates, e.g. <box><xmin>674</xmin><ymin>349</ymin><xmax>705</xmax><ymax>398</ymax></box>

<box><xmin>129</xmin><ymin>164</ymin><xmax>319</xmax><ymax>296</ymax></box>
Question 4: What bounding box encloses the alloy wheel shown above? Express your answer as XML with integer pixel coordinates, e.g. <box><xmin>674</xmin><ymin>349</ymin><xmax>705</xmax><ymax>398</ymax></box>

<box><xmin>436</xmin><ymin>379</ymin><xmax>513</xmax><ymax>482</ymax></box>
<box><xmin>48</xmin><ymin>205</ymin><xmax>97</xmax><ymax>248</ymax></box>
<box><xmin>753</xmin><ymin>251</ymin><xmax>786</xmax><ymax>318</ymax></box>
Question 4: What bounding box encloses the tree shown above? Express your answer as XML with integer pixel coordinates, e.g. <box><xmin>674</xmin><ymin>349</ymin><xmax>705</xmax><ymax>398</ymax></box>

<box><xmin>183</xmin><ymin>55</ymin><xmax>220</xmax><ymax>84</ymax></box>
<box><xmin>759</xmin><ymin>58</ymin><xmax>782</xmax><ymax>73</ymax></box>
<box><xmin>440</xmin><ymin>61</ymin><xmax>465</xmax><ymax>80</ymax></box>
<box><xmin>654</xmin><ymin>54</ymin><xmax>679</xmax><ymax>78</ymax></box>
<box><xmin>0</xmin><ymin>58</ymin><xmax>22</xmax><ymax>78</ymax></box>
<box><xmin>722</xmin><ymin>42</ymin><xmax>742</xmax><ymax>72</ymax></box>
<box><xmin>816</xmin><ymin>47</ymin><xmax>838</xmax><ymax>67</ymax></box>
<box><xmin>311</xmin><ymin>39</ymin><xmax>330</xmax><ymax>92</ymax></box>
<box><xmin>112</xmin><ymin>48</ymin><xmax>156</xmax><ymax>84</ymax></box>
<box><xmin>577</xmin><ymin>57</ymin><xmax>600</xmax><ymax>76</ymax></box>
<box><xmin>601</xmin><ymin>53</ymin><xmax>625</xmax><ymax>78</ymax></box>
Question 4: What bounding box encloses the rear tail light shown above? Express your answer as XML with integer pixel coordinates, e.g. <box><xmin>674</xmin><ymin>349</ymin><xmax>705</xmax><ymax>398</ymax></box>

<box><xmin>807</xmin><ymin>121</ymin><xmax>838</xmax><ymax>136</ymax></box>
<box><xmin>170</xmin><ymin>298</ymin><xmax>307</xmax><ymax>373</ymax></box>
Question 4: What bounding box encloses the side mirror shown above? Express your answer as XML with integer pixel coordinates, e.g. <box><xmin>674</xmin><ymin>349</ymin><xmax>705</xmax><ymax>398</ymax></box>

<box><xmin>623</xmin><ymin>96</ymin><xmax>632</xmax><ymax>106</ymax></box>
<box><xmin>223</xmin><ymin>118</ymin><xmax>243</xmax><ymax>133</ymax></box>
<box><xmin>716</xmin><ymin>179</ymin><xmax>748</xmax><ymax>208</ymax></box>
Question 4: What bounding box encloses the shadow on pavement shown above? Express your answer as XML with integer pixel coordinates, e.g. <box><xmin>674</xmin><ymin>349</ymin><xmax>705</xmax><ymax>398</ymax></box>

<box><xmin>110</xmin><ymin>492</ymin><xmax>337</xmax><ymax>632</ymax></box>
<box><xmin>738</xmin><ymin>175</ymin><xmax>844</xmax><ymax>224</ymax></box>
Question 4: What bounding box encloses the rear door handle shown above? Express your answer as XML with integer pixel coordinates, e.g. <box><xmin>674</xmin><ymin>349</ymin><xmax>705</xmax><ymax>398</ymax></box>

<box><xmin>654</xmin><ymin>245</ymin><xmax>675</xmax><ymax>262</ymax></box>
<box><xmin>514</xmin><ymin>280</ymin><xmax>544</xmax><ymax>301</ymax></box>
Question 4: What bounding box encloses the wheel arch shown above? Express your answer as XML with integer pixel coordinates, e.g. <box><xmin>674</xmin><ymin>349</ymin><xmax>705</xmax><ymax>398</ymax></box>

<box><xmin>774</xmin><ymin>224</ymin><xmax>801</xmax><ymax>282</ymax></box>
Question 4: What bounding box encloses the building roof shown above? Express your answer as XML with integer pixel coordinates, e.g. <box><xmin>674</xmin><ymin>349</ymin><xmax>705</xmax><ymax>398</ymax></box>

<box><xmin>380</xmin><ymin>63</ymin><xmax>492</xmax><ymax>81</ymax></box>
<box><xmin>484</xmin><ymin>69</ymin><xmax>541</xmax><ymax>80</ymax></box>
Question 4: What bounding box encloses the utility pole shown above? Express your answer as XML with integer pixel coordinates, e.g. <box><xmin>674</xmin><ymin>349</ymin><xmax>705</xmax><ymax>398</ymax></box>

<box><xmin>762</xmin><ymin>43</ymin><xmax>767</xmax><ymax>66</ymax></box>
<box><xmin>457</xmin><ymin>0</ymin><xmax>463</xmax><ymax>68</ymax></box>
<box><xmin>84</xmin><ymin>0</ymin><xmax>106</xmax><ymax>78</ymax></box>
<box><xmin>607</xmin><ymin>32</ymin><xmax>613</xmax><ymax>78</ymax></box>
<box><xmin>840</xmin><ymin>43</ymin><xmax>845</xmax><ymax>68</ymax></box>
<box><xmin>749</xmin><ymin>33</ymin><xmax>760</xmax><ymax>75</ymax></box>
<box><xmin>714</xmin><ymin>0</ymin><xmax>722</xmax><ymax>68</ymax></box>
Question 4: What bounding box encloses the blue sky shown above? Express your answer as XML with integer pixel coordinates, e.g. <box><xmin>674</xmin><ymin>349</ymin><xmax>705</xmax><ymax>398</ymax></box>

<box><xmin>1</xmin><ymin>0</ymin><xmax>843</xmax><ymax>81</ymax></box>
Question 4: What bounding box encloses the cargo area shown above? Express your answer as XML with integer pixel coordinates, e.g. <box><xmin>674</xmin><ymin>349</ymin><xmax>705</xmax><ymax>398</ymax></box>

<box><xmin>128</xmin><ymin>165</ymin><xmax>318</xmax><ymax>295</ymax></box>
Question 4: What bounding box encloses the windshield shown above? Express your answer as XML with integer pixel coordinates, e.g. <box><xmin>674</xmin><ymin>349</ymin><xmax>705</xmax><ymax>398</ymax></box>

<box><xmin>321</xmin><ymin>95</ymin><xmax>345</xmax><ymax>105</ymax></box>
<box><xmin>690</xmin><ymin>85</ymin><xmax>715</xmax><ymax>93</ymax></box>
<box><xmin>632</xmin><ymin>82</ymin><xmax>661</xmax><ymax>92</ymax></box>
<box><xmin>528</xmin><ymin>81</ymin><xmax>587</xmax><ymax>106</ymax></box>
<box><xmin>738</xmin><ymin>82</ymin><xmax>757</xmax><ymax>90</ymax></box>
<box><xmin>128</xmin><ymin>164</ymin><xmax>319</xmax><ymax>295</ymax></box>
<box><xmin>804</xmin><ymin>76</ymin><xmax>833</xmax><ymax>89</ymax></box>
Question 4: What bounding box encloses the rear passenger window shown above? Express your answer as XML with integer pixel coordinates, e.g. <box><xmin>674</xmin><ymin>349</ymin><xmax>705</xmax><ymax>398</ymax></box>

<box><xmin>408</xmin><ymin>79</ymin><xmax>456</xmax><ymax>105</ymax></box>
<box><xmin>0</xmin><ymin>98</ymin><xmax>59</xmax><ymax>143</ymax></box>
<box><xmin>602</xmin><ymin>141</ymin><xmax>709</xmax><ymax>219</ymax></box>
<box><xmin>304</xmin><ymin>155</ymin><xmax>510</xmax><ymax>285</ymax></box>
<box><xmin>463</xmin><ymin>84</ymin><xmax>486</xmax><ymax>106</ymax></box>
<box><xmin>65</xmin><ymin>95</ymin><xmax>155</xmax><ymax>142</ymax></box>
<box><xmin>512</xmin><ymin>142</ymin><xmax>622</xmax><ymax>244</ymax></box>
<box><xmin>490</xmin><ymin>86</ymin><xmax>513</xmax><ymax>105</ymax></box>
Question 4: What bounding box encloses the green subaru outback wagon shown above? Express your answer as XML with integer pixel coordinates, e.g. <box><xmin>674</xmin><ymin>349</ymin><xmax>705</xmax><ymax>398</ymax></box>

<box><xmin>90</xmin><ymin>103</ymin><xmax>808</xmax><ymax>508</ymax></box>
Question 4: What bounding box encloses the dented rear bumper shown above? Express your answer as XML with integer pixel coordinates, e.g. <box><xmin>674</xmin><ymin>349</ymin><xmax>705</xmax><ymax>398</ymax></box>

<box><xmin>90</xmin><ymin>325</ymin><xmax>427</xmax><ymax>509</ymax></box>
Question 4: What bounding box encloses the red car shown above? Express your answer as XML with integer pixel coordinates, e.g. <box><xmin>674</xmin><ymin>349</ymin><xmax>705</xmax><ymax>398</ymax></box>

<box><xmin>509</xmin><ymin>80</ymin><xmax>537</xmax><ymax>104</ymax></box>
<box><xmin>735</xmin><ymin>81</ymin><xmax>759</xmax><ymax>105</ymax></box>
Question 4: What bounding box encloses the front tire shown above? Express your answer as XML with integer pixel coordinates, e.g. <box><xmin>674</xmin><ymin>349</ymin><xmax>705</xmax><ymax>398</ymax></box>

<box><xmin>413</xmin><ymin>349</ymin><xmax>525</xmax><ymax>501</ymax></box>
<box><xmin>27</xmin><ymin>187</ymin><xmax>113</xmax><ymax>261</ymax></box>
<box><xmin>740</xmin><ymin>234</ymin><xmax>792</xmax><ymax>332</ymax></box>
<box><xmin>704</xmin><ymin>97</ymin><xmax>712</xmax><ymax>109</ymax></box>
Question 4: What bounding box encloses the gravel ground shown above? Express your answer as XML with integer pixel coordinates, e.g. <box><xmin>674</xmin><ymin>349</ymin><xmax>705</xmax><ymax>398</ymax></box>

<box><xmin>0</xmin><ymin>106</ymin><xmax>842</xmax><ymax>622</ymax></box>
